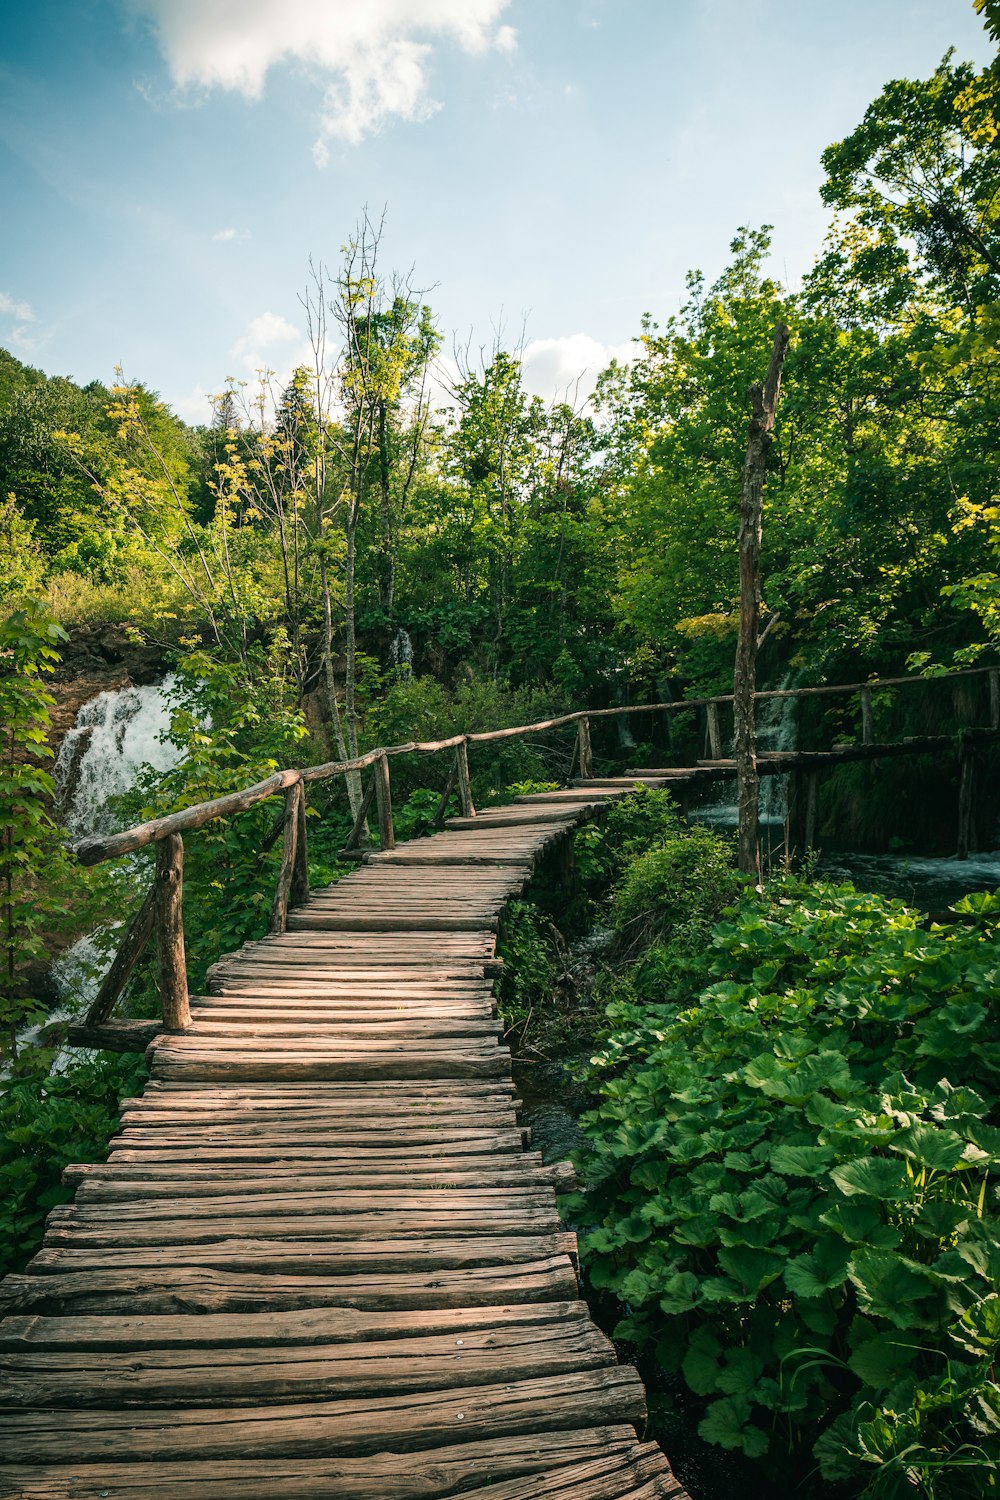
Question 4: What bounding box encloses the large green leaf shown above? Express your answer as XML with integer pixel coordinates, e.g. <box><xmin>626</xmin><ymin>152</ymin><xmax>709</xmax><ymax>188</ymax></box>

<box><xmin>771</xmin><ymin>1143</ymin><xmax>835</xmax><ymax>1177</ymax></box>
<box><xmin>848</xmin><ymin>1247</ymin><xmax>939</xmax><ymax>1328</ymax></box>
<box><xmin>830</xmin><ymin>1156</ymin><xmax>909</xmax><ymax>1200</ymax></box>
<box><xmin>698</xmin><ymin>1397</ymin><xmax>770</xmax><ymax>1457</ymax></box>
<box><xmin>784</xmin><ymin>1238</ymin><xmax>852</xmax><ymax>1298</ymax></box>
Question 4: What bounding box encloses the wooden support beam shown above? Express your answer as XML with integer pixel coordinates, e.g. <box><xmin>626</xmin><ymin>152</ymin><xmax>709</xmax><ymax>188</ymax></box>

<box><xmin>990</xmin><ymin>669</ymin><xmax>999</xmax><ymax>731</ymax></box>
<box><xmin>66</xmin><ymin>1019</ymin><xmax>162</xmax><ymax>1053</ymax></box>
<box><xmin>456</xmin><ymin>738</ymin><xmax>476</xmax><ymax>819</ymax></box>
<box><xmin>431</xmin><ymin>761</ymin><xmax>458</xmax><ymax>828</ymax></box>
<box><xmin>860</xmin><ymin>685</ymin><xmax>874</xmax><ymax>746</ymax></box>
<box><xmin>292</xmin><ymin>780</ymin><xmax>309</xmax><ymax>907</ymax></box>
<box><xmin>784</xmin><ymin>770</ymin><xmax>799</xmax><ymax>870</ymax></box>
<box><xmin>577</xmin><ymin>717</ymin><xmax>594</xmax><ymax>779</ymax></box>
<box><xmin>804</xmin><ymin>773</ymin><xmax>818</xmax><ymax>850</ymax></box>
<box><xmin>271</xmin><ymin>780</ymin><xmax>303</xmax><ymax>935</ymax></box>
<box><xmin>957</xmin><ymin>743</ymin><xmax>974</xmax><ymax>860</ymax></box>
<box><xmin>83</xmin><ymin>883</ymin><xmax>156</xmax><ymax>1028</ymax></box>
<box><xmin>706</xmin><ymin>703</ymin><xmax>723</xmax><ymax>761</ymax></box>
<box><xmin>374</xmin><ymin>752</ymin><xmax>395</xmax><ymax>850</ymax></box>
<box><xmin>155</xmin><ymin>834</ymin><xmax>190</xmax><ymax>1032</ymax></box>
<box><xmin>340</xmin><ymin>776</ymin><xmax>376</xmax><ymax>857</ymax></box>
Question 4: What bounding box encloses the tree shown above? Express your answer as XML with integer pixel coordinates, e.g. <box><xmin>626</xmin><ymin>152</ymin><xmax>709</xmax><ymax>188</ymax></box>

<box><xmin>0</xmin><ymin>603</ymin><xmax>70</xmax><ymax>1064</ymax></box>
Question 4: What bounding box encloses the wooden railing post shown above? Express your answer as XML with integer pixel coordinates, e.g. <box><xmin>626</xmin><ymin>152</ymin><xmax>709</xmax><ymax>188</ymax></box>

<box><xmin>155</xmin><ymin>833</ymin><xmax>189</xmax><ymax>1031</ymax></box>
<box><xmin>272</xmin><ymin>778</ymin><xmax>303</xmax><ymax>933</ymax></box>
<box><xmin>804</xmin><ymin>773</ymin><xmax>819</xmax><ymax>850</ymax></box>
<box><xmin>292</xmin><ymin>780</ymin><xmax>309</xmax><ymax>905</ymax></box>
<box><xmin>706</xmin><ymin>702</ymin><xmax>722</xmax><ymax>760</ymax></box>
<box><xmin>860</xmin><ymin>685</ymin><xmax>874</xmax><ymax>746</ymax></box>
<box><xmin>375</xmin><ymin>752</ymin><xmax>395</xmax><ymax>849</ymax></box>
<box><xmin>990</xmin><ymin>669</ymin><xmax>999</xmax><ymax>731</ymax></box>
<box><xmin>456</xmin><ymin>738</ymin><xmax>476</xmax><ymax>818</ymax></box>
<box><xmin>957</xmin><ymin>743</ymin><xmax>974</xmax><ymax>860</ymax></box>
<box><xmin>576</xmin><ymin>717</ymin><xmax>594</xmax><ymax>779</ymax></box>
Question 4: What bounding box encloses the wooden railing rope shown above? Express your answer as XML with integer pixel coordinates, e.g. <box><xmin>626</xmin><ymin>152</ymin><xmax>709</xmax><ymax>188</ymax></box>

<box><xmin>63</xmin><ymin>661</ymin><xmax>998</xmax><ymax>1050</ymax></box>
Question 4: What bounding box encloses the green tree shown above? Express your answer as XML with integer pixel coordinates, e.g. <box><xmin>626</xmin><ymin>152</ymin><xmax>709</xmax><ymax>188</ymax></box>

<box><xmin>0</xmin><ymin>604</ymin><xmax>70</xmax><ymax>1063</ymax></box>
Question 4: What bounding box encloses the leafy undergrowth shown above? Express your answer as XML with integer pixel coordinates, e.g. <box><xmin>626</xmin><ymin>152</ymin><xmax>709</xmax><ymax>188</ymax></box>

<box><xmin>569</xmin><ymin>861</ymin><xmax>1000</xmax><ymax>1497</ymax></box>
<box><xmin>0</xmin><ymin>1051</ymin><xmax>147</xmax><ymax>1278</ymax></box>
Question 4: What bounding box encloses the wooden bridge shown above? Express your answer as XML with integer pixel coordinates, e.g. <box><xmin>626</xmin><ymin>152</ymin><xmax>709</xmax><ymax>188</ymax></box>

<box><xmin>0</xmin><ymin>662</ymin><xmax>997</xmax><ymax>1496</ymax></box>
<box><xmin>0</xmin><ymin>774</ymin><xmax>695</xmax><ymax>1499</ymax></box>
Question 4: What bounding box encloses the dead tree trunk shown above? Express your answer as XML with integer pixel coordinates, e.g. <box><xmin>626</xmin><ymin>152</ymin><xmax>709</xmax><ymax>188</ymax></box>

<box><xmin>734</xmin><ymin>323</ymin><xmax>790</xmax><ymax>879</ymax></box>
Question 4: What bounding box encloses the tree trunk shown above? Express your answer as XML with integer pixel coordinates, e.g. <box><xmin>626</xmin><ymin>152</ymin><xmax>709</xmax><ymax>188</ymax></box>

<box><xmin>318</xmin><ymin>555</ymin><xmax>356</xmax><ymax>814</ymax></box>
<box><xmin>734</xmin><ymin>323</ymin><xmax>790</xmax><ymax>879</ymax></box>
<box><xmin>342</xmin><ymin>513</ymin><xmax>364</xmax><ymax>815</ymax></box>
<box><xmin>378</xmin><ymin>399</ymin><xmax>395</xmax><ymax>619</ymax></box>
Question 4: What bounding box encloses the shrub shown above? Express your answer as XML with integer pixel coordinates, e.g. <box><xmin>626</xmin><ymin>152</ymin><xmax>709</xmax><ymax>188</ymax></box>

<box><xmin>571</xmin><ymin>881</ymin><xmax>1000</xmax><ymax>1494</ymax></box>
<box><xmin>0</xmin><ymin>1052</ymin><xmax>147</xmax><ymax>1277</ymax></box>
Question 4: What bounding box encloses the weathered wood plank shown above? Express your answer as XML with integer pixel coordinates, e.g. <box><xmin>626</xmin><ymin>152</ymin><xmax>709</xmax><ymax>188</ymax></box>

<box><xmin>26</xmin><ymin>1233</ymin><xmax>580</xmax><ymax>1275</ymax></box>
<box><xmin>0</xmin><ymin>1427</ymin><xmax>642</xmax><ymax>1498</ymax></box>
<box><xmin>0</xmin><ymin>1299</ymin><xmax>589</xmax><ymax>1351</ymax></box>
<box><xmin>0</xmin><ymin>1322</ymin><xmax>615</xmax><ymax>1406</ymax></box>
<box><xmin>0</xmin><ymin>1257</ymin><xmax>580</xmax><ymax>1317</ymax></box>
<box><xmin>0</xmin><ymin>1368</ymin><xmax>645</xmax><ymax>1462</ymax></box>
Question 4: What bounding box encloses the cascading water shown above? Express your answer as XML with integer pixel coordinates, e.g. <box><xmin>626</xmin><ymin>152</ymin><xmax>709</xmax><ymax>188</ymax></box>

<box><xmin>389</xmin><ymin>629</ymin><xmax>414</xmax><ymax>678</ymax></box>
<box><xmin>54</xmin><ymin>675</ymin><xmax>182</xmax><ymax>838</ymax></box>
<box><xmin>695</xmin><ymin>672</ymin><xmax>799</xmax><ymax>836</ymax></box>
<box><xmin>47</xmin><ymin>676</ymin><xmax>185</xmax><ymax>1024</ymax></box>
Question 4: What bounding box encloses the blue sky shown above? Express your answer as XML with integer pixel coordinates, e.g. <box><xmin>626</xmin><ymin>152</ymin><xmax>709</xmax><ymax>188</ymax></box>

<box><xmin>0</xmin><ymin>0</ymin><xmax>993</xmax><ymax>422</ymax></box>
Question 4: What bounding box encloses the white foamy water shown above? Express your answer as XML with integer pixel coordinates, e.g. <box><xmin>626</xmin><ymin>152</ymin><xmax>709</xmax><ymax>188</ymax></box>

<box><xmin>54</xmin><ymin>675</ymin><xmax>183</xmax><ymax>838</ymax></box>
<box><xmin>816</xmin><ymin>850</ymin><xmax>1000</xmax><ymax>911</ymax></box>
<box><xmin>693</xmin><ymin>673</ymin><xmax>800</xmax><ymax>835</ymax></box>
<box><xmin>50</xmin><ymin>930</ymin><xmax>114</xmax><ymax>1014</ymax></box>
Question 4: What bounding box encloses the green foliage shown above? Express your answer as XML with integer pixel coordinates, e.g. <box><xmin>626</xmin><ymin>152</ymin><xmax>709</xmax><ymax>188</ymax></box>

<box><xmin>0</xmin><ymin>604</ymin><xmax>75</xmax><ymax>1060</ymax></box>
<box><xmin>610</xmin><ymin>821</ymin><xmax>741</xmax><ymax>956</ymax></box>
<box><xmin>0</xmin><ymin>1052</ymin><xmax>147</xmax><ymax>1277</ymax></box>
<box><xmin>364</xmin><ymin>672</ymin><xmax>571</xmax><ymax>806</ymax></box>
<box><xmin>120</xmin><ymin>656</ymin><xmax>312</xmax><ymax>996</ymax></box>
<box><xmin>495</xmin><ymin>899</ymin><xmax>562</xmax><ymax>1050</ymax></box>
<box><xmin>0</xmin><ymin>495</ymin><xmax>45</xmax><ymax>606</ymax></box>
<box><xmin>571</xmin><ymin>878</ymin><xmax>1000</xmax><ymax>1493</ymax></box>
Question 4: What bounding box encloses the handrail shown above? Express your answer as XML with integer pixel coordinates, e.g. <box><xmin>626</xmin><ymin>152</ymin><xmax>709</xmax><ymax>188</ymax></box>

<box><xmin>74</xmin><ymin>662</ymin><xmax>998</xmax><ymax>867</ymax></box>
<box><xmin>65</xmin><ymin>659</ymin><xmax>998</xmax><ymax>1049</ymax></box>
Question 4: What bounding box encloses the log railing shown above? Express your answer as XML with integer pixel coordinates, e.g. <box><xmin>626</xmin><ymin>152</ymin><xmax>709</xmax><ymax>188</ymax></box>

<box><xmin>66</xmin><ymin>663</ymin><xmax>998</xmax><ymax>1049</ymax></box>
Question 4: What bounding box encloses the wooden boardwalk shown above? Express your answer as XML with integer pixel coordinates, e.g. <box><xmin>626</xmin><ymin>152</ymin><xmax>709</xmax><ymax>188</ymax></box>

<box><xmin>0</xmin><ymin>784</ymin><xmax>690</xmax><ymax>1499</ymax></box>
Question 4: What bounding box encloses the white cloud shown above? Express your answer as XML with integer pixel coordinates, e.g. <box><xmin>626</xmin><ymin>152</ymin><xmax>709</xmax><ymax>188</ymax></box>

<box><xmin>169</xmin><ymin>384</ymin><xmax>216</xmax><ymax>425</ymax></box>
<box><xmin>131</xmin><ymin>0</ymin><xmax>516</xmax><ymax>150</ymax></box>
<box><xmin>0</xmin><ymin>292</ymin><xmax>34</xmax><ymax>322</ymax></box>
<box><xmin>212</xmin><ymin>226</ymin><xmax>251</xmax><ymax>242</ymax></box>
<box><xmin>229</xmin><ymin>311</ymin><xmax>312</xmax><ymax>383</ymax></box>
<box><xmin>520</xmin><ymin>333</ymin><xmax>634</xmax><ymax>405</ymax></box>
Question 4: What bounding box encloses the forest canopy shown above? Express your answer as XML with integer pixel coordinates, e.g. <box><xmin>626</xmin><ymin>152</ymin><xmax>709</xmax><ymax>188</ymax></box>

<box><xmin>2</xmin><ymin>43</ymin><xmax>1000</xmax><ymax>714</ymax></box>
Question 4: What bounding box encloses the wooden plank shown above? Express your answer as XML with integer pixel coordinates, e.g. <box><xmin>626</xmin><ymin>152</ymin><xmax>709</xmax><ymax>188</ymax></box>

<box><xmin>0</xmin><ymin>1427</ymin><xmax>643</xmax><ymax>1498</ymax></box>
<box><xmin>0</xmin><ymin>1322</ymin><xmax>615</xmax><ymax>1407</ymax></box>
<box><xmin>0</xmin><ymin>1299</ymin><xmax>590</xmax><ymax>1351</ymax></box>
<box><xmin>42</xmin><ymin>1205</ymin><xmax>563</xmax><ymax>1245</ymax></box>
<box><xmin>27</xmin><ymin>1233</ymin><xmax>580</xmax><ymax>1275</ymax></box>
<box><xmin>53</xmin><ymin>1188</ymin><xmax>558</xmax><ymax>1221</ymax></box>
<box><xmin>0</xmin><ymin>1367</ymin><xmax>645</xmax><ymax>1462</ymax></box>
<box><xmin>0</xmin><ymin>1257</ymin><xmax>580</xmax><ymax>1317</ymax></box>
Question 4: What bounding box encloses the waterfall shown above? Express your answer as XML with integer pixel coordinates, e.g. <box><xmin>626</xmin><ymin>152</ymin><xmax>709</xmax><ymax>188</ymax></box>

<box><xmin>694</xmin><ymin>672</ymin><xmax>799</xmax><ymax>834</ymax></box>
<box><xmin>38</xmin><ymin>677</ymin><xmax>186</xmax><ymax>1039</ymax></box>
<box><xmin>389</xmin><ymin>629</ymin><xmax>414</xmax><ymax>678</ymax></box>
<box><xmin>54</xmin><ymin>675</ymin><xmax>183</xmax><ymax>838</ymax></box>
<box><xmin>758</xmin><ymin>679</ymin><xmax>798</xmax><ymax>822</ymax></box>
